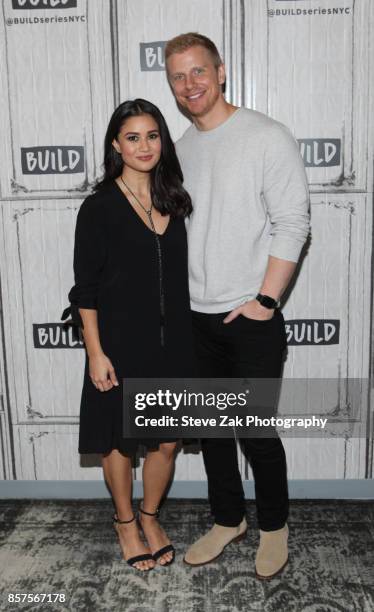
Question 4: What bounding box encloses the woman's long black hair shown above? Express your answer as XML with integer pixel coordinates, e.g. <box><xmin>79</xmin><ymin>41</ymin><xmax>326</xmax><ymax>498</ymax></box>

<box><xmin>94</xmin><ymin>98</ymin><xmax>192</xmax><ymax>217</ymax></box>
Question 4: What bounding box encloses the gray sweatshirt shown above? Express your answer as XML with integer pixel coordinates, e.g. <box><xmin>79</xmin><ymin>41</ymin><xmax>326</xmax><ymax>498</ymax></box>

<box><xmin>176</xmin><ymin>107</ymin><xmax>310</xmax><ymax>313</ymax></box>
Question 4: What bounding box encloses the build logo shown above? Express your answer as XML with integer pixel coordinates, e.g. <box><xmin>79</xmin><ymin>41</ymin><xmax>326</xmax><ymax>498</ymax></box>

<box><xmin>140</xmin><ymin>42</ymin><xmax>166</xmax><ymax>71</ymax></box>
<box><xmin>298</xmin><ymin>139</ymin><xmax>341</xmax><ymax>167</ymax></box>
<box><xmin>12</xmin><ymin>0</ymin><xmax>77</xmax><ymax>8</ymax></box>
<box><xmin>21</xmin><ymin>146</ymin><xmax>84</xmax><ymax>174</ymax></box>
<box><xmin>34</xmin><ymin>320</ymin><xmax>340</xmax><ymax>349</ymax></box>
<box><xmin>33</xmin><ymin>324</ymin><xmax>83</xmax><ymax>348</ymax></box>
<box><xmin>285</xmin><ymin>320</ymin><xmax>340</xmax><ymax>346</ymax></box>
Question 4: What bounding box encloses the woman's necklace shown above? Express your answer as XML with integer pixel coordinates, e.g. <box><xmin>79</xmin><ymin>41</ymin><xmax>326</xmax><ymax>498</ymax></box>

<box><xmin>119</xmin><ymin>176</ymin><xmax>165</xmax><ymax>347</ymax></box>
<box><xmin>120</xmin><ymin>176</ymin><xmax>154</xmax><ymax>225</ymax></box>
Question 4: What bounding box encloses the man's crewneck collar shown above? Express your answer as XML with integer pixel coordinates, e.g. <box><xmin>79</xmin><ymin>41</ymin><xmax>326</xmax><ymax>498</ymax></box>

<box><xmin>191</xmin><ymin>106</ymin><xmax>243</xmax><ymax>136</ymax></box>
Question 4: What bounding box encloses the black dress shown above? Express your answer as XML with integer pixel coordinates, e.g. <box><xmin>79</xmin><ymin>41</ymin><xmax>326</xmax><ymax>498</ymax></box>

<box><xmin>62</xmin><ymin>180</ymin><xmax>195</xmax><ymax>455</ymax></box>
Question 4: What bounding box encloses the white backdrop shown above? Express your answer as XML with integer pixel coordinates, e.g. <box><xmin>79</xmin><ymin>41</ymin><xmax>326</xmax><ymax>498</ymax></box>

<box><xmin>0</xmin><ymin>0</ymin><xmax>373</xmax><ymax>484</ymax></box>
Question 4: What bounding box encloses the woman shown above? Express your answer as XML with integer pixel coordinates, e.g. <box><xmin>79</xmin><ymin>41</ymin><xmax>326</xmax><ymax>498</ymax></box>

<box><xmin>62</xmin><ymin>99</ymin><xmax>194</xmax><ymax>571</ymax></box>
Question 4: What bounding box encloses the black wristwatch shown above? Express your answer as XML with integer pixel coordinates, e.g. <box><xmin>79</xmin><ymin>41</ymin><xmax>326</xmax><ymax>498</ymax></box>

<box><xmin>255</xmin><ymin>293</ymin><xmax>280</xmax><ymax>309</ymax></box>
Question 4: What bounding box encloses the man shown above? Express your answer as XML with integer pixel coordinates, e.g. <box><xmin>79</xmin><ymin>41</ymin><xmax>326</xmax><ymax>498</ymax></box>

<box><xmin>165</xmin><ymin>33</ymin><xmax>310</xmax><ymax>579</ymax></box>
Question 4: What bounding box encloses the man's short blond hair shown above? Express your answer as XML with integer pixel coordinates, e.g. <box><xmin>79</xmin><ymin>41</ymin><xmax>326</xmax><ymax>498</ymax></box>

<box><xmin>165</xmin><ymin>32</ymin><xmax>222</xmax><ymax>68</ymax></box>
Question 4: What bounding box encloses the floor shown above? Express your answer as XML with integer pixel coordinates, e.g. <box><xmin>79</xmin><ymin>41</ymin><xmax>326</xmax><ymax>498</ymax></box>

<box><xmin>0</xmin><ymin>499</ymin><xmax>373</xmax><ymax>612</ymax></box>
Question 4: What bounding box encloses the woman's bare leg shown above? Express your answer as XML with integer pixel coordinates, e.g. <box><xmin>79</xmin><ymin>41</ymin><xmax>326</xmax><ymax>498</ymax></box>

<box><xmin>102</xmin><ymin>449</ymin><xmax>155</xmax><ymax>570</ymax></box>
<box><xmin>139</xmin><ymin>442</ymin><xmax>177</xmax><ymax>565</ymax></box>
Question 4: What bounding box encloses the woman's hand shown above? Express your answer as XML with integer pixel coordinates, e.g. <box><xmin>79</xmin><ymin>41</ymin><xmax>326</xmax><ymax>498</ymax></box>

<box><xmin>89</xmin><ymin>353</ymin><xmax>119</xmax><ymax>392</ymax></box>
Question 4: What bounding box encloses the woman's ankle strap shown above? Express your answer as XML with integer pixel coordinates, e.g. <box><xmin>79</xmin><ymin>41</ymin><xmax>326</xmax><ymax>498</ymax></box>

<box><xmin>113</xmin><ymin>513</ymin><xmax>136</xmax><ymax>524</ymax></box>
<box><xmin>139</xmin><ymin>505</ymin><xmax>159</xmax><ymax>517</ymax></box>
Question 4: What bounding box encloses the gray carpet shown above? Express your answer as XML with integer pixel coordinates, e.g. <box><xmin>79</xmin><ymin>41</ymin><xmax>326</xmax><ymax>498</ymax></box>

<box><xmin>0</xmin><ymin>499</ymin><xmax>373</xmax><ymax>612</ymax></box>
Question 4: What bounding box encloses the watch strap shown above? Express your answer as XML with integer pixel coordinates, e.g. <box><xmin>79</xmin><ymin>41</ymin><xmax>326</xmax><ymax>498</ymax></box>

<box><xmin>256</xmin><ymin>293</ymin><xmax>280</xmax><ymax>309</ymax></box>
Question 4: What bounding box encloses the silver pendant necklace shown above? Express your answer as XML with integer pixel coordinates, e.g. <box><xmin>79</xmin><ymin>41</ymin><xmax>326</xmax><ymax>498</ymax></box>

<box><xmin>120</xmin><ymin>175</ymin><xmax>153</xmax><ymax>222</ymax></box>
<box><xmin>120</xmin><ymin>176</ymin><xmax>165</xmax><ymax>347</ymax></box>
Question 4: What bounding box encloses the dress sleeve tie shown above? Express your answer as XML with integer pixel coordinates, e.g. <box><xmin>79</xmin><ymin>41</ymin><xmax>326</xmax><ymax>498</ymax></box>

<box><xmin>61</xmin><ymin>195</ymin><xmax>106</xmax><ymax>331</ymax></box>
<box><xmin>61</xmin><ymin>286</ymin><xmax>84</xmax><ymax>329</ymax></box>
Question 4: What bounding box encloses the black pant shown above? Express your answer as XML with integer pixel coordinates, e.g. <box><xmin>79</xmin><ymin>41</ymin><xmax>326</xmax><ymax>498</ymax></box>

<box><xmin>192</xmin><ymin>309</ymin><xmax>289</xmax><ymax>531</ymax></box>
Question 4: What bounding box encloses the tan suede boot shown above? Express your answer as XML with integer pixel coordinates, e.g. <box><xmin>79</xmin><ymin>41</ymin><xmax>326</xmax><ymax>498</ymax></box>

<box><xmin>183</xmin><ymin>517</ymin><xmax>247</xmax><ymax>566</ymax></box>
<box><xmin>255</xmin><ymin>523</ymin><xmax>288</xmax><ymax>580</ymax></box>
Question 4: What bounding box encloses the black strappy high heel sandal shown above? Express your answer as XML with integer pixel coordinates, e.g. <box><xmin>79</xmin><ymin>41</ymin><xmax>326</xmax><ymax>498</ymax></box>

<box><xmin>138</xmin><ymin>506</ymin><xmax>175</xmax><ymax>566</ymax></box>
<box><xmin>113</xmin><ymin>514</ymin><xmax>155</xmax><ymax>571</ymax></box>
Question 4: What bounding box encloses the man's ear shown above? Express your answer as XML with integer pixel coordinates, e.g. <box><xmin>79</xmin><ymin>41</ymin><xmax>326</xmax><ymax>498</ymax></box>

<box><xmin>218</xmin><ymin>63</ymin><xmax>226</xmax><ymax>86</ymax></box>
<box><xmin>112</xmin><ymin>138</ymin><xmax>120</xmax><ymax>153</ymax></box>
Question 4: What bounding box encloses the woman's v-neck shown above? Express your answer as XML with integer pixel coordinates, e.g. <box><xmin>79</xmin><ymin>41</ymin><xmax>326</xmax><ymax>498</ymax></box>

<box><xmin>112</xmin><ymin>179</ymin><xmax>171</xmax><ymax>237</ymax></box>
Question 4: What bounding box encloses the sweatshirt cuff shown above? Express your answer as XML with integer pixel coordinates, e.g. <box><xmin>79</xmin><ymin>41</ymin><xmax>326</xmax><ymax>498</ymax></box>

<box><xmin>269</xmin><ymin>236</ymin><xmax>305</xmax><ymax>263</ymax></box>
